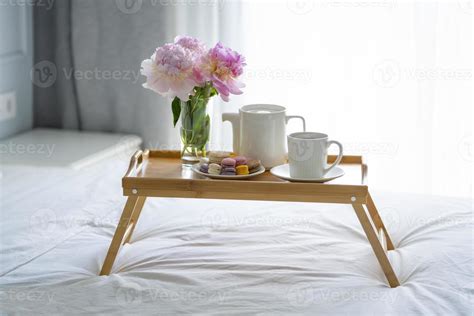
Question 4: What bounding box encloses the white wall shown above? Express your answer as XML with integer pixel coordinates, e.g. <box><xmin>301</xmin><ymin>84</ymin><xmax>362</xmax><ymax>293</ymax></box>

<box><xmin>0</xmin><ymin>4</ymin><xmax>33</xmax><ymax>139</ymax></box>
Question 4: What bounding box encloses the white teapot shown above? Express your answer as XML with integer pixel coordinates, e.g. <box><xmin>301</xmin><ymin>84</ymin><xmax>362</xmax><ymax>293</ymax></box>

<box><xmin>222</xmin><ymin>104</ymin><xmax>306</xmax><ymax>168</ymax></box>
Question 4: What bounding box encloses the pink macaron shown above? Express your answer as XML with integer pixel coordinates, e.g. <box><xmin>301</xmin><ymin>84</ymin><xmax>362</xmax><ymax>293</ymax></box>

<box><xmin>234</xmin><ymin>156</ymin><xmax>247</xmax><ymax>166</ymax></box>
<box><xmin>221</xmin><ymin>157</ymin><xmax>236</xmax><ymax>168</ymax></box>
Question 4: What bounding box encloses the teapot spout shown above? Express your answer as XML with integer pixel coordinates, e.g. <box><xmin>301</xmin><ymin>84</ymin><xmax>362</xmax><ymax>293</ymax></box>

<box><xmin>222</xmin><ymin>113</ymin><xmax>240</xmax><ymax>153</ymax></box>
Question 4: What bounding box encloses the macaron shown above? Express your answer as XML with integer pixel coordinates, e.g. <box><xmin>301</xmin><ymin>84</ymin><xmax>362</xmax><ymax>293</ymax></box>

<box><xmin>199</xmin><ymin>163</ymin><xmax>209</xmax><ymax>173</ymax></box>
<box><xmin>208</xmin><ymin>163</ymin><xmax>222</xmax><ymax>175</ymax></box>
<box><xmin>234</xmin><ymin>156</ymin><xmax>247</xmax><ymax>166</ymax></box>
<box><xmin>221</xmin><ymin>157</ymin><xmax>236</xmax><ymax>168</ymax></box>
<box><xmin>221</xmin><ymin>167</ymin><xmax>236</xmax><ymax>175</ymax></box>
<box><xmin>208</xmin><ymin>151</ymin><xmax>231</xmax><ymax>164</ymax></box>
<box><xmin>247</xmin><ymin>159</ymin><xmax>262</xmax><ymax>173</ymax></box>
<box><xmin>236</xmin><ymin>165</ymin><xmax>249</xmax><ymax>175</ymax></box>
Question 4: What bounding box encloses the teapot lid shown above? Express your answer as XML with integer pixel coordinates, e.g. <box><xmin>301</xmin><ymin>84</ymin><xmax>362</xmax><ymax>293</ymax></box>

<box><xmin>240</xmin><ymin>104</ymin><xmax>286</xmax><ymax>114</ymax></box>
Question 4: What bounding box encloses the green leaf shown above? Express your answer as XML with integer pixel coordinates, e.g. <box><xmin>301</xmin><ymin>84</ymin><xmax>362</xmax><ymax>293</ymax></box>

<box><xmin>171</xmin><ymin>97</ymin><xmax>181</xmax><ymax>127</ymax></box>
<box><xmin>209</xmin><ymin>87</ymin><xmax>218</xmax><ymax>97</ymax></box>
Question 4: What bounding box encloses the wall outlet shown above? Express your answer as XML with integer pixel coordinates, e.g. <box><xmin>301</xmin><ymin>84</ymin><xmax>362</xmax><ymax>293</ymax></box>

<box><xmin>0</xmin><ymin>91</ymin><xmax>17</xmax><ymax>121</ymax></box>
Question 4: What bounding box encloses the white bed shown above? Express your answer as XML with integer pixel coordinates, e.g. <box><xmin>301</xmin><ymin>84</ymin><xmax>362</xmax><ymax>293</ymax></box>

<box><xmin>0</xmin><ymin>155</ymin><xmax>472</xmax><ymax>315</ymax></box>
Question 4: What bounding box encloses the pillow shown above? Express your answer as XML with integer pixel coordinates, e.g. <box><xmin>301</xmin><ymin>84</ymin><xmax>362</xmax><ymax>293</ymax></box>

<box><xmin>0</xmin><ymin>128</ymin><xmax>142</xmax><ymax>169</ymax></box>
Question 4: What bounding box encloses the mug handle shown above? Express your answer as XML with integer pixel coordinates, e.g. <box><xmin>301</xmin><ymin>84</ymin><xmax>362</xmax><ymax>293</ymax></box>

<box><xmin>324</xmin><ymin>140</ymin><xmax>343</xmax><ymax>175</ymax></box>
<box><xmin>285</xmin><ymin>116</ymin><xmax>306</xmax><ymax>132</ymax></box>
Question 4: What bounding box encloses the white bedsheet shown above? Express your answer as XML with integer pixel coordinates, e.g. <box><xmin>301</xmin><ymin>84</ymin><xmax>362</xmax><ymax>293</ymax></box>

<box><xmin>0</xmin><ymin>160</ymin><xmax>472</xmax><ymax>315</ymax></box>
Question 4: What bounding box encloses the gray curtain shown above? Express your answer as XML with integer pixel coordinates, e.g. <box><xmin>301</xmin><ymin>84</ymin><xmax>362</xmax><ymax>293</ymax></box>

<box><xmin>33</xmin><ymin>0</ymin><xmax>240</xmax><ymax>149</ymax></box>
<box><xmin>34</xmin><ymin>1</ymin><xmax>77</xmax><ymax>129</ymax></box>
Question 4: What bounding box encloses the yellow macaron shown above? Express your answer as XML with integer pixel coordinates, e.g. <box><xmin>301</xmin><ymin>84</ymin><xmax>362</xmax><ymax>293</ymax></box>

<box><xmin>236</xmin><ymin>165</ymin><xmax>249</xmax><ymax>175</ymax></box>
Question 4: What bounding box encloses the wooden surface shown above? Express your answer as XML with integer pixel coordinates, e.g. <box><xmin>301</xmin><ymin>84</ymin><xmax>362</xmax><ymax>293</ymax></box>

<box><xmin>128</xmin><ymin>150</ymin><xmax>366</xmax><ymax>184</ymax></box>
<box><xmin>100</xmin><ymin>196</ymin><xmax>139</xmax><ymax>275</ymax></box>
<box><xmin>352</xmin><ymin>203</ymin><xmax>400</xmax><ymax>287</ymax></box>
<box><xmin>122</xmin><ymin>150</ymin><xmax>369</xmax><ymax>204</ymax></box>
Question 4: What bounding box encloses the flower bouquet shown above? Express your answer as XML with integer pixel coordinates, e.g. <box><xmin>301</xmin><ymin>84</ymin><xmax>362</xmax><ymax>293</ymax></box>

<box><xmin>141</xmin><ymin>36</ymin><xmax>246</xmax><ymax>165</ymax></box>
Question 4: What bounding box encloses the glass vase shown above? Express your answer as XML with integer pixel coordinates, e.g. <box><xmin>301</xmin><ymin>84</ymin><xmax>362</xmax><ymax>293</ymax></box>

<box><xmin>180</xmin><ymin>96</ymin><xmax>210</xmax><ymax>166</ymax></box>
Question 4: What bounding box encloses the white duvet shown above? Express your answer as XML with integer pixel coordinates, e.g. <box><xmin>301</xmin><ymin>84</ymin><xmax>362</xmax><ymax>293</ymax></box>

<box><xmin>0</xmin><ymin>158</ymin><xmax>472</xmax><ymax>315</ymax></box>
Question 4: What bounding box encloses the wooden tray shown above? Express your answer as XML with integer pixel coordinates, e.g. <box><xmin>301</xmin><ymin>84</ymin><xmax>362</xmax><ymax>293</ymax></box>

<box><xmin>122</xmin><ymin>150</ymin><xmax>369</xmax><ymax>204</ymax></box>
<box><xmin>101</xmin><ymin>150</ymin><xmax>400</xmax><ymax>288</ymax></box>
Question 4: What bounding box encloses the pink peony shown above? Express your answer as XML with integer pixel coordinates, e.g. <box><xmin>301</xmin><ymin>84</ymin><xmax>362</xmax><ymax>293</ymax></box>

<box><xmin>141</xmin><ymin>38</ymin><xmax>207</xmax><ymax>101</ymax></box>
<box><xmin>174</xmin><ymin>35</ymin><xmax>207</xmax><ymax>59</ymax></box>
<box><xmin>141</xmin><ymin>37</ymin><xmax>245</xmax><ymax>102</ymax></box>
<box><xmin>200</xmin><ymin>42</ymin><xmax>246</xmax><ymax>101</ymax></box>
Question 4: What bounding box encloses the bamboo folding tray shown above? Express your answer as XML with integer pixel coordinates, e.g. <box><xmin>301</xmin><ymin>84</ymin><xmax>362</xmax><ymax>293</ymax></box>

<box><xmin>100</xmin><ymin>150</ymin><xmax>400</xmax><ymax>288</ymax></box>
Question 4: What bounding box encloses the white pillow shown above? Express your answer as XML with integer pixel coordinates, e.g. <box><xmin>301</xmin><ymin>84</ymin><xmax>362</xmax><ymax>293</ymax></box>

<box><xmin>0</xmin><ymin>128</ymin><xmax>142</xmax><ymax>169</ymax></box>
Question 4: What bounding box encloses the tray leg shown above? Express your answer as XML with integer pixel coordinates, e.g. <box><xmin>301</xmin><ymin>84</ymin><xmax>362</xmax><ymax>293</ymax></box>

<box><xmin>352</xmin><ymin>203</ymin><xmax>400</xmax><ymax>288</ymax></box>
<box><xmin>366</xmin><ymin>193</ymin><xmax>395</xmax><ymax>250</ymax></box>
<box><xmin>123</xmin><ymin>196</ymin><xmax>147</xmax><ymax>245</ymax></box>
<box><xmin>100</xmin><ymin>196</ymin><xmax>138</xmax><ymax>276</ymax></box>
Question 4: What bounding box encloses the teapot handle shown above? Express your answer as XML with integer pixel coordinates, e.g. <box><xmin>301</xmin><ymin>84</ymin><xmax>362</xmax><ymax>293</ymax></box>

<box><xmin>222</xmin><ymin>113</ymin><xmax>240</xmax><ymax>153</ymax></box>
<box><xmin>285</xmin><ymin>116</ymin><xmax>306</xmax><ymax>132</ymax></box>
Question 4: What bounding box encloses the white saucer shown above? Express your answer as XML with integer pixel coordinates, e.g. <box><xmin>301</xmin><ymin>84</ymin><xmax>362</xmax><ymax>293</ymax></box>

<box><xmin>270</xmin><ymin>164</ymin><xmax>345</xmax><ymax>183</ymax></box>
<box><xmin>192</xmin><ymin>164</ymin><xmax>266</xmax><ymax>180</ymax></box>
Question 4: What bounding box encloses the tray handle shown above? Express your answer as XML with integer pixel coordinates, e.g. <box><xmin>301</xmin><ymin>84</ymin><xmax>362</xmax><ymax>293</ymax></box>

<box><xmin>361</xmin><ymin>156</ymin><xmax>368</xmax><ymax>185</ymax></box>
<box><xmin>328</xmin><ymin>155</ymin><xmax>367</xmax><ymax>185</ymax></box>
<box><xmin>124</xmin><ymin>149</ymin><xmax>148</xmax><ymax>178</ymax></box>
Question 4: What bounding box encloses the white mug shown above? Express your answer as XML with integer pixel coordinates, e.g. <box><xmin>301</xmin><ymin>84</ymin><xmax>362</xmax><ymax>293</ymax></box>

<box><xmin>287</xmin><ymin>132</ymin><xmax>343</xmax><ymax>179</ymax></box>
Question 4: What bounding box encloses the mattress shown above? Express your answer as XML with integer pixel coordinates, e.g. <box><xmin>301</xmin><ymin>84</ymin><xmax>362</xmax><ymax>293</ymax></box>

<box><xmin>0</xmin><ymin>157</ymin><xmax>472</xmax><ymax>315</ymax></box>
